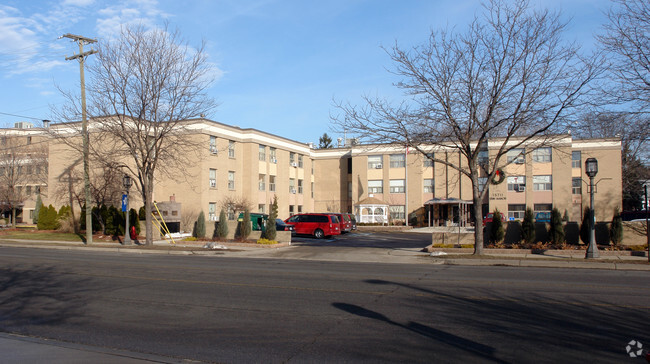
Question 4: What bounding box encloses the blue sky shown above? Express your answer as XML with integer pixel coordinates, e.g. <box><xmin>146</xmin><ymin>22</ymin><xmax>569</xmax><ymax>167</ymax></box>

<box><xmin>0</xmin><ymin>0</ymin><xmax>611</xmax><ymax>145</ymax></box>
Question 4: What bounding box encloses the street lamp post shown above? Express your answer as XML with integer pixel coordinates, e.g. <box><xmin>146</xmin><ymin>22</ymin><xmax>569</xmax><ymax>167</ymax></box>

<box><xmin>123</xmin><ymin>175</ymin><xmax>133</xmax><ymax>245</ymax></box>
<box><xmin>585</xmin><ymin>158</ymin><xmax>599</xmax><ymax>259</ymax></box>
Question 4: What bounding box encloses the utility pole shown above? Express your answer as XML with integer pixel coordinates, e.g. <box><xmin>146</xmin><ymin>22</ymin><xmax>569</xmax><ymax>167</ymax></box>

<box><xmin>62</xmin><ymin>33</ymin><xmax>97</xmax><ymax>245</ymax></box>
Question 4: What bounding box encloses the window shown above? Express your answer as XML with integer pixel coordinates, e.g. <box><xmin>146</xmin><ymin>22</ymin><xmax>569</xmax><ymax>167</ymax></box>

<box><xmin>35</xmin><ymin>186</ymin><xmax>40</xmax><ymax>195</ymax></box>
<box><xmin>270</xmin><ymin>147</ymin><xmax>277</xmax><ymax>163</ymax></box>
<box><xmin>259</xmin><ymin>145</ymin><xmax>266</xmax><ymax>161</ymax></box>
<box><xmin>390</xmin><ymin>205</ymin><xmax>405</xmax><ymax>220</ymax></box>
<box><xmin>507</xmin><ymin>176</ymin><xmax>525</xmax><ymax>191</ymax></box>
<box><xmin>368</xmin><ymin>180</ymin><xmax>383</xmax><ymax>194</ymax></box>
<box><xmin>390</xmin><ymin>154</ymin><xmax>405</xmax><ymax>168</ymax></box>
<box><xmin>423</xmin><ymin>153</ymin><xmax>434</xmax><ymax>167</ymax></box>
<box><xmin>172</xmin><ymin>211</ymin><xmax>178</xmax><ymax>216</ymax></box>
<box><xmin>534</xmin><ymin>204</ymin><xmax>552</xmax><ymax>214</ymax></box>
<box><xmin>532</xmin><ymin>147</ymin><xmax>552</xmax><ymax>163</ymax></box>
<box><xmin>297</xmin><ymin>205</ymin><xmax>303</xmax><ymax>213</ymax></box>
<box><xmin>258</xmin><ymin>174</ymin><xmax>265</xmax><ymax>191</ymax></box>
<box><xmin>423</xmin><ymin>179</ymin><xmax>434</xmax><ymax>193</ymax></box>
<box><xmin>572</xmin><ymin>177</ymin><xmax>582</xmax><ymax>195</ymax></box>
<box><xmin>228</xmin><ymin>140</ymin><xmax>235</xmax><ymax>158</ymax></box>
<box><xmin>258</xmin><ymin>204</ymin><xmax>265</xmax><ymax>213</ymax></box>
<box><xmin>298</xmin><ymin>179</ymin><xmax>303</xmax><ymax>194</ymax></box>
<box><xmin>348</xmin><ymin>181</ymin><xmax>352</xmax><ymax>198</ymax></box>
<box><xmin>228</xmin><ymin>171</ymin><xmax>235</xmax><ymax>190</ymax></box>
<box><xmin>311</xmin><ymin>182</ymin><xmax>314</xmax><ymax>198</ymax></box>
<box><xmin>572</xmin><ymin>151</ymin><xmax>581</xmax><ymax>168</ymax></box>
<box><xmin>209</xmin><ymin>136</ymin><xmax>217</xmax><ymax>154</ymax></box>
<box><xmin>508</xmin><ymin>204</ymin><xmax>526</xmax><ymax>220</ymax></box>
<box><xmin>227</xmin><ymin>207</ymin><xmax>235</xmax><ymax>220</ymax></box>
<box><xmin>507</xmin><ymin>148</ymin><xmax>525</xmax><ymax>164</ymax></box>
<box><xmin>478</xmin><ymin>177</ymin><xmax>488</xmax><ymax>192</ymax></box>
<box><xmin>27</xmin><ymin>136</ymin><xmax>31</xmax><ymax>144</ymax></box>
<box><xmin>209</xmin><ymin>202</ymin><xmax>216</xmax><ymax>221</ymax></box>
<box><xmin>290</xmin><ymin>152</ymin><xmax>295</xmax><ymax>165</ymax></box>
<box><xmin>533</xmin><ymin>175</ymin><xmax>552</xmax><ymax>191</ymax></box>
<box><xmin>290</xmin><ymin>178</ymin><xmax>296</xmax><ymax>193</ymax></box>
<box><xmin>26</xmin><ymin>186</ymin><xmax>32</xmax><ymax>195</ymax></box>
<box><xmin>298</xmin><ymin>155</ymin><xmax>303</xmax><ymax>168</ymax></box>
<box><xmin>368</xmin><ymin>155</ymin><xmax>383</xmax><ymax>169</ymax></box>
<box><xmin>209</xmin><ymin>168</ymin><xmax>216</xmax><ymax>188</ymax></box>
<box><xmin>389</xmin><ymin>179</ymin><xmax>405</xmax><ymax>193</ymax></box>
<box><xmin>269</xmin><ymin>175</ymin><xmax>276</xmax><ymax>191</ymax></box>
<box><xmin>478</xmin><ymin>149</ymin><xmax>489</xmax><ymax>165</ymax></box>
<box><xmin>289</xmin><ymin>205</ymin><xmax>294</xmax><ymax>216</ymax></box>
<box><xmin>26</xmin><ymin>165</ymin><xmax>32</xmax><ymax>175</ymax></box>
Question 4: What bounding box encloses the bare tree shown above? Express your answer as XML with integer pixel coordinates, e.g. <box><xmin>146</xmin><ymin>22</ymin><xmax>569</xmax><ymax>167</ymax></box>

<box><xmin>55</xmin><ymin>24</ymin><xmax>216</xmax><ymax>245</ymax></box>
<box><xmin>220</xmin><ymin>195</ymin><xmax>253</xmax><ymax>218</ymax></box>
<box><xmin>333</xmin><ymin>0</ymin><xmax>600</xmax><ymax>255</ymax></box>
<box><xmin>0</xmin><ymin>132</ymin><xmax>48</xmax><ymax>226</ymax></box>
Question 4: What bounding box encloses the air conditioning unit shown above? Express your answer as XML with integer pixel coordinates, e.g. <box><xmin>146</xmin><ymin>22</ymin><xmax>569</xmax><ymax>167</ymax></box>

<box><xmin>271</xmin><ymin>158</ymin><xmax>277</xmax><ymax>163</ymax></box>
<box><xmin>375</xmin><ymin>164</ymin><xmax>383</xmax><ymax>169</ymax></box>
<box><xmin>209</xmin><ymin>146</ymin><xmax>217</xmax><ymax>154</ymax></box>
<box><xmin>517</xmin><ymin>184</ymin><xmax>526</xmax><ymax>192</ymax></box>
<box><xmin>210</xmin><ymin>180</ymin><xmax>216</xmax><ymax>188</ymax></box>
<box><xmin>514</xmin><ymin>159</ymin><xmax>524</xmax><ymax>164</ymax></box>
<box><xmin>209</xmin><ymin>214</ymin><xmax>217</xmax><ymax>221</ymax></box>
<box><xmin>291</xmin><ymin>162</ymin><xmax>298</xmax><ymax>167</ymax></box>
<box><xmin>290</xmin><ymin>188</ymin><xmax>296</xmax><ymax>194</ymax></box>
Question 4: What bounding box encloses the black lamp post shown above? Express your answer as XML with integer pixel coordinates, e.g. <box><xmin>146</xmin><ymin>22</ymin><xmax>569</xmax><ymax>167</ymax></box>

<box><xmin>123</xmin><ymin>174</ymin><xmax>133</xmax><ymax>245</ymax></box>
<box><xmin>585</xmin><ymin>158</ymin><xmax>599</xmax><ymax>259</ymax></box>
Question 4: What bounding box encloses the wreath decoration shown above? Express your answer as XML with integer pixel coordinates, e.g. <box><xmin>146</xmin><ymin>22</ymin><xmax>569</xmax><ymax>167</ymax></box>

<box><xmin>491</xmin><ymin>169</ymin><xmax>505</xmax><ymax>185</ymax></box>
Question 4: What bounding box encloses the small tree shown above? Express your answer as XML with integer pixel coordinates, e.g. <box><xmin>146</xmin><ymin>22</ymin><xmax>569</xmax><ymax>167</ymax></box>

<box><xmin>264</xmin><ymin>196</ymin><xmax>279</xmax><ymax>241</ymax></box>
<box><xmin>138</xmin><ymin>206</ymin><xmax>146</xmax><ymax>221</ymax></box>
<box><xmin>215</xmin><ymin>208</ymin><xmax>229</xmax><ymax>239</ymax></box>
<box><xmin>609</xmin><ymin>207</ymin><xmax>623</xmax><ymax>247</ymax></box>
<box><xmin>549</xmin><ymin>208</ymin><xmax>565</xmax><ymax>245</ymax></box>
<box><xmin>489</xmin><ymin>208</ymin><xmax>504</xmax><ymax>244</ymax></box>
<box><xmin>579</xmin><ymin>207</ymin><xmax>591</xmax><ymax>245</ymax></box>
<box><xmin>38</xmin><ymin>205</ymin><xmax>60</xmax><ymax>230</ymax></box>
<box><xmin>193</xmin><ymin>211</ymin><xmax>206</xmax><ymax>239</ymax></box>
<box><xmin>238</xmin><ymin>209</ymin><xmax>252</xmax><ymax>240</ymax></box>
<box><xmin>33</xmin><ymin>194</ymin><xmax>43</xmax><ymax>225</ymax></box>
<box><xmin>319</xmin><ymin>133</ymin><xmax>333</xmax><ymax>149</ymax></box>
<box><xmin>521</xmin><ymin>207</ymin><xmax>536</xmax><ymax>245</ymax></box>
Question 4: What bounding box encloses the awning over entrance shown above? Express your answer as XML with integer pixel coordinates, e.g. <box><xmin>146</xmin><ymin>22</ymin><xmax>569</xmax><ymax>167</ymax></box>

<box><xmin>423</xmin><ymin>198</ymin><xmax>473</xmax><ymax>227</ymax></box>
<box><xmin>354</xmin><ymin>196</ymin><xmax>389</xmax><ymax>225</ymax></box>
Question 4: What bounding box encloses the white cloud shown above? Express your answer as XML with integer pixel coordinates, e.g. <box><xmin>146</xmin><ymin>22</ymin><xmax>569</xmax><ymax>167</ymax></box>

<box><xmin>95</xmin><ymin>0</ymin><xmax>171</xmax><ymax>38</ymax></box>
<box><xmin>62</xmin><ymin>0</ymin><xmax>95</xmax><ymax>6</ymax></box>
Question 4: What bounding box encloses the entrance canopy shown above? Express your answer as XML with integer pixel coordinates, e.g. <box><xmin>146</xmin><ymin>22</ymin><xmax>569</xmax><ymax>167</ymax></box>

<box><xmin>424</xmin><ymin>198</ymin><xmax>473</xmax><ymax>227</ymax></box>
<box><xmin>355</xmin><ymin>196</ymin><xmax>389</xmax><ymax>225</ymax></box>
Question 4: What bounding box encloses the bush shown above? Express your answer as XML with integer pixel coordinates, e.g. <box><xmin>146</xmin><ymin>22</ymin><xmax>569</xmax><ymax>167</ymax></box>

<box><xmin>193</xmin><ymin>211</ymin><xmax>206</xmax><ymax>238</ymax></box>
<box><xmin>138</xmin><ymin>206</ymin><xmax>146</xmax><ymax>220</ymax></box>
<box><xmin>37</xmin><ymin>204</ymin><xmax>59</xmax><ymax>230</ymax></box>
<box><xmin>521</xmin><ymin>207</ymin><xmax>535</xmax><ymax>244</ymax></box>
<box><xmin>214</xmin><ymin>208</ymin><xmax>229</xmax><ymax>239</ymax></box>
<box><xmin>609</xmin><ymin>207</ymin><xmax>623</xmax><ymax>247</ymax></box>
<box><xmin>489</xmin><ymin>208</ymin><xmax>504</xmax><ymax>244</ymax></box>
<box><xmin>237</xmin><ymin>209</ymin><xmax>252</xmax><ymax>240</ymax></box>
<box><xmin>263</xmin><ymin>196</ymin><xmax>278</xmax><ymax>241</ymax></box>
<box><xmin>256</xmin><ymin>238</ymin><xmax>278</xmax><ymax>245</ymax></box>
<box><xmin>33</xmin><ymin>195</ymin><xmax>43</xmax><ymax>224</ymax></box>
<box><xmin>549</xmin><ymin>208</ymin><xmax>565</xmax><ymax>244</ymax></box>
<box><xmin>579</xmin><ymin>207</ymin><xmax>591</xmax><ymax>245</ymax></box>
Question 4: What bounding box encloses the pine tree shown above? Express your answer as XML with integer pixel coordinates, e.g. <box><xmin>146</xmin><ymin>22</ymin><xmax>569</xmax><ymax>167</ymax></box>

<box><xmin>609</xmin><ymin>207</ymin><xmax>623</xmax><ymax>247</ymax></box>
<box><xmin>238</xmin><ymin>209</ymin><xmax>251</xmax><ymax>240</ymax></box>
<box><xmin>129</xmin><ymin>208</ymin><xmax>140</xmax><ymax>235</ymax></box>
<box><xmin>138</xmin><ymin>206</ymin><xmax>146</xmax><ymax>220</ymax></box>
<box><xmin>38</xmin><ymin>205</ymin><xmax>59</xmax><ymax>230</ymax></box>
<box><xmin>194</xmin><ymin>211</ymin><xmax>206</xmax><ymax>238</ymax></box>
<box><xmin>33</xmin><ymin>194</ymin><xmax>43</xmax><ymax>224</ymax></box>
<box><xmin>264</xmin><ymin>196</ymin><xmax>278</xmax><ymax>241</ymax></box>
<box><xmin>489</xmin><ymin>208</ymin><xmax>504</xmax><ymax>244</ymax></box>
<box><xmin>549</xmin><ymin>207</ymin><xmax>565</xmax><ymax>244</ymax></box>
<box><xmin>521</xmin><ymin>207</ymin><xmax>536</xmax><ymax>244</ymax></box>
<box><xmin>215</xmin><ymin>208</ymin><xmax>229</xmax><ymax>239</ymax></box>
<box><xmin>579</xmin><ymin>207</ymin><xmax>591</xmax><ymax>245</ymax></box>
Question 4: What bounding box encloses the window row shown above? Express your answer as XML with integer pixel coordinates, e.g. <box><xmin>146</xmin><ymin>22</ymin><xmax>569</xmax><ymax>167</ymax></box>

<box><xmin>507</xmin><ymin>204</ymin><xmax>553</xmax><ymax>220</ymax></box>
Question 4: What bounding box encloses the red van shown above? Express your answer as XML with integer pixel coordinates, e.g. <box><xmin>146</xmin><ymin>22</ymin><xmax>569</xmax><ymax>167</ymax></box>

<box><xmin>285</xmin><ymin>213</ymin><xmax>341</xmax><ymax>238</ymax></box>
<box><xmin>328</xmin><ymin>213</ymin><xmax>352</xmax><ymax>233</ymax></box>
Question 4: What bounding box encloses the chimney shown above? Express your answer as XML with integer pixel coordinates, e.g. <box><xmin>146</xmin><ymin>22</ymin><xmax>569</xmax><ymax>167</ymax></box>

<box><xmin>42</xmin><ymin>120</ymin><xmax>51</xmax><ymax>128</ymax></box>
<box><xmin>170</xmin><ymin>194</ymin><xmax>175</xmax><ymax>202</ymax></box>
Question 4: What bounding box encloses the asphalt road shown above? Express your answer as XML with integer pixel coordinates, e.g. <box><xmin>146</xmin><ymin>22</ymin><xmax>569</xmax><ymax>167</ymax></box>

<box><xmin>0</xmin><ymin>241</ymin><xmax>649</xmax><ymax>363</ymax></box>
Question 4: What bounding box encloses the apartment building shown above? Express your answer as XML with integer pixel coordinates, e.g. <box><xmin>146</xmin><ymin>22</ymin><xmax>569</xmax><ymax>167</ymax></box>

<box><xmin>2</xmin><ymin>119</ymin><xmax>621</xmax><ymax>232</ymax></box>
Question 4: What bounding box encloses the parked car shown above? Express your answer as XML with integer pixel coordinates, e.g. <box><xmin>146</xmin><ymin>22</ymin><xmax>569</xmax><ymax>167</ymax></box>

<box><xmin>328</xmin><ymin>213</ymin><xmax>352</xmax><ymax>233</ymax></box>
<box><xmin>284</xmin><ymin>213</ymin><xmax>341</xmax><ymax>238</ymax></box>
<box><xmin>535</xmin><ymin>212</ymin><xmax>551</xmax><ymax>223</ymax></box>
<box><xmin>275</xmin><ymin>218</ymin><xmax>294</xmax><ymax>232</ymax></box>
<box><xmin>482</xmin><ymin>212</ymin><xmax>506</xmax><ymax>226</ymax></box>
<box><xmin>346</xmin><ymin>214</ymin><xmax>357</xmax><ymax>230</ymax></box>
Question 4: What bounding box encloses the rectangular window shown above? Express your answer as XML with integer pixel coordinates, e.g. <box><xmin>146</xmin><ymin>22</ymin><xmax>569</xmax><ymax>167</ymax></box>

<box><xmin>209</xmin><ymin>168</ymin><xmax>217</xmax><ymax>188</ymax></box>
<box><xmin>507</xmin><ymin>176</ymin><xmax>526</xmax><ymax>191</ymax></box>
<box><xmin>298</xmin><ymin>179</ymin><xmax>303</xmax><ymax>194</ymax></box>
<box><xmin>258</xmin><ymin>204</ymin><xmax>265</xmax><ymax>213</ymax></box>
<box><xmin>348</xmin><ymin>181</ymin><xmax>352</xmax><ymax>198</ymax></box>
<box><xmin>228</xmin><ymin>140</ymin><xmax>235</xmax><ymax>158</ymax></box>
<box><xmin>269</xmin><ymin>175</ymin><xmax>276</xmax><ymax>192</ymax></box>
<box><xmin>270</xmin><ymin>147</ymin><xmax>277</xmax><ymax>163</ymax></box>
<box><xmin>35</xmin><ymin>186</ymin><xmax>40</xmax><ymax>195</ymax></box>
<box><xmin>298</xmin><ymin>155</ymin><xmax>303</xmax><ymax>168</ymax></box>
<box><xmin>478</xmin><ymin>149</ymin><xmax>489</xmax><ymax>165</ymax></box>
<box><xmin>534</xmin><ymin>204</ymin><xmax>552</xmax><ymax>214</ymax></box>
<box><xmin>228</xmin><ymin>171</ymin><xmax>235</xmax><ymax>190</ymax></box>
<box><xmin>368</xmin><ymin>180</ymin><xmax>383</xmax><ymax>194</ymax></box>
<box><xmin>389</xmin><ymin>154</ymin><xmax>405</xmax><ymax>168</ymax></box>
<box><xmin>423</xmin><ymin>153</ymin><xmax>434</xmax><ymax>167</ymax></box>
<box><xmin>572</xmin><ymin>151</ymin><xmax>581</xmax><ymax>168</ymax></box>
<box><xmin>508</xmin><ymin>204</ymin><xmax>526</xmax><ymax>220</ymax></box>
<box><xmin>210</xmin><ymin>136</ymin><xmax>217</xmax><ymax>154</ymax></box>
<box><xmin>290</xmin><ymin>178</ymin><xmax>296</xmax><ymax>193</ymax></box>
<box><xmin>368</xmin><ymin>155</ymin><xmax>383</xmax><ymax>169</ymax></box>
<box><xmin>26</xmin><ymin>166</ymin><xmax>32</xmax><ymax>175</ymax></box>
<box><xmin>478</xmin><ymin>177</ymin><xmax>488</xmax><ymax>192</ymax></box>
<box><xmin>423</xmin><ymin>179</ymin><xmax>434</xmax><ymax>193</ymax></box>
<box><xmin>290</xmin><ymin>152</ymin><xmax>296</xmax><ymax>165</ymax></box>
<box><xmin>27</xmin><ymin>136</ymin><xmax>31</xmax><ymax>145</ymax></box>
<box><xmin>572</xmin><ymin>177</ymin><xmax>582</xmax><ymax>195</ymax></box>
<box><xmin>298</xmin><ymin>205</ymin><xmax>303</xmax><ymax>213</ymax></box>
<box><xmin>209</xmin><ymin>202</ymin><xmax>216</xmax><ymax>221</ymax></box>
<box><xmin>507</xmin><ymin>148</ymin><xmax>525</xmax><ymax>164</ymax></box>
<box><xmin>533</xmin><ymin>175</ymin><xmax>552</xmax><ymax>191</ymax></box>
<box><xmin>389</xmin><ymin>179</ymin><xmax>405</xmax><ymax>193</ymax></box>
<box><xmin>26</xmin><ymin>186</ymin><xmax>31</xmax><ymax>195</ymax></box>
<box><xmin>532</xmin><ymin>147</ymin><xmax>552</xmax><ymax>163</ymax></box>
<box><xmin>259</xmin><ymin>145</ymin><xmax>266</xmax><ymax>161</ymax></box>
<box><xmin>258</xmin><ymin>174</ymin><xmax>265</xmax><ymax>191</ymax></box>
<box><xmin>227</xmin><ymin>207</ymin><xmax>235</xmax><ymax>220</ymax></box>
<box><xmin>289</xmin><ymin>205</ymin><xmax>294</xmax><ymax>216</ymax></box>
<box><xmin>389</xmin><ymin>205</ymin><xmax>405</xmax><ymax>220</ymax></box>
